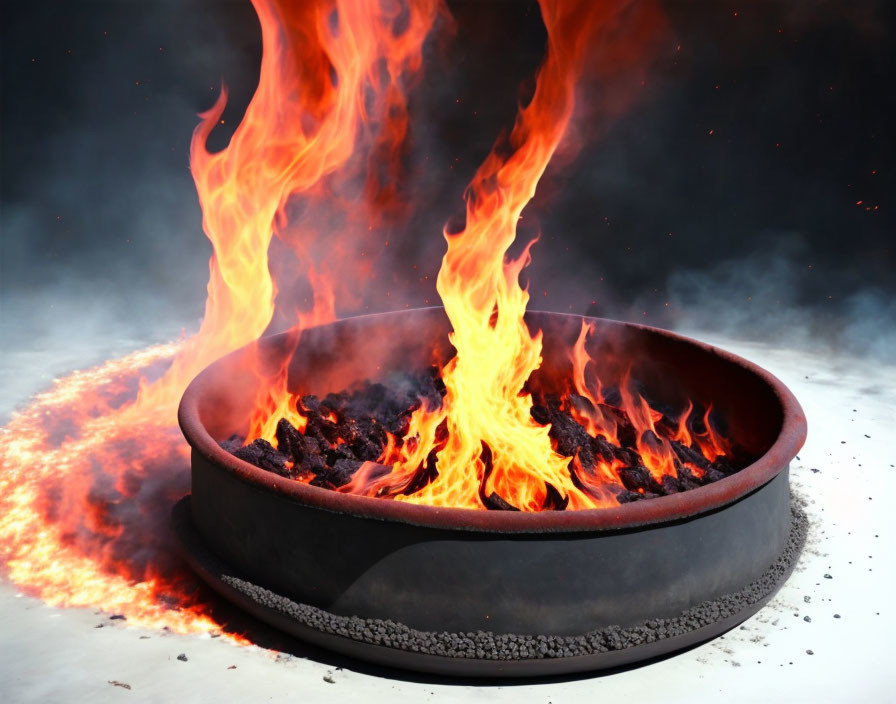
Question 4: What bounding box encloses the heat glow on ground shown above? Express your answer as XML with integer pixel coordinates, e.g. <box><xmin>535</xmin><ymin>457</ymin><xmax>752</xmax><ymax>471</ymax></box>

<box><xmin>0</xmin><ymin>342</ymin><xmax>249</xmax><ymax>643</ymax></box>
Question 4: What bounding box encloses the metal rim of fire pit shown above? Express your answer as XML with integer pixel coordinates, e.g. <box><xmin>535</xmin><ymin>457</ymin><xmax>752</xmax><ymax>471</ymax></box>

<box><xmin>176</xmin><ymin>309</ymin><xmax>807</xmax><ymax>675</ymax></box>
<box><xmin>178</xmin><ymin>309</ymin><xmax>807</xmax><ymax>534</ymax></box>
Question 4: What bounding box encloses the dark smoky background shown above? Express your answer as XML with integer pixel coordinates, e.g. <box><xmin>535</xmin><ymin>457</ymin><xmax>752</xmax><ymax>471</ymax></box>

<box><xmin>2</xmin><ymin>0</ymin><xmax>894</xmax><ymax>403</ymax></box>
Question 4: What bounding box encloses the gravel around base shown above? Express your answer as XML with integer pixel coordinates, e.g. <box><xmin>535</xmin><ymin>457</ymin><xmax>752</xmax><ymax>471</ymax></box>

<box><xmin>215</xmin><ymin>504</ymin><xmax>807</xmax><ymax>661</ymax></box>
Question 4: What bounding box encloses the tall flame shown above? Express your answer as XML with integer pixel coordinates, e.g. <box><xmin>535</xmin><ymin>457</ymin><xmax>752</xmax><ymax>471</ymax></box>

<box><xmin>0</xmin><ymin>0</ymin><xmax>678</xmax><ymax>643</ymax></box>
<box><xmin>1</xmin><ymin>0</ymin><xmax>438</xmax><ymax>635</ymax></box>
<box><xmin>147</xmin><ymin>0</ymin><xmax>441</xmax><ymax>407</ymax></box>
<box><xmin>388</xmin><ymin>0</ymin><xmax>664</xmax><ymax>511</ymax></box>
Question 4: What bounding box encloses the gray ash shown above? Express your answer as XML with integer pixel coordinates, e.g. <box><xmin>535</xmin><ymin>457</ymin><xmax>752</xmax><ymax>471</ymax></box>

<box><xmin>219</xmin><ymin>505</ymin><xmax>808</xmax><ymax>661</ymax></box>
<box><xmin>221</xmin><ymin>368</ymin><xmax>748</xmax><ymax>507</ymax></box>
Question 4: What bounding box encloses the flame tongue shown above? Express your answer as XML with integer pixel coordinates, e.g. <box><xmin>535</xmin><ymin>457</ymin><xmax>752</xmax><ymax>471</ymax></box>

<box><xmin>161</xmin><ymin>0</ymin><xmax>440</xmax><ymax>404</ymax></box>
<box><xmin>0</xmin><ymin>0</ymin><xmax>439</xmax><ymax>636</ymax></box>
<box><xmin>391</xmin><ymin>0</ymin><xmax>611</xmax><ymax>511</ymax></box>
<box><xmin>0</xmin><ymin>0</ymin><xmax>683</xmax><ymax>643</ymax></box>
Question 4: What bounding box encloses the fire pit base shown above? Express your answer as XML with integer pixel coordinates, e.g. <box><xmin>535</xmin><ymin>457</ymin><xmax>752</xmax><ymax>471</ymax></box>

<box><xmin>171</xmin><ymin>496</ymin><xmax>807</xmax><ymax>677</ymax></box>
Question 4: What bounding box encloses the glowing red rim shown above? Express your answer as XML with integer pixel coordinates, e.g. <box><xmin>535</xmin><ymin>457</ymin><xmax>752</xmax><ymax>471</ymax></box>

<box><xmin>178</xmin><ymin>309</ymin><xmax>807</xmax><ymax>533</ymax></box>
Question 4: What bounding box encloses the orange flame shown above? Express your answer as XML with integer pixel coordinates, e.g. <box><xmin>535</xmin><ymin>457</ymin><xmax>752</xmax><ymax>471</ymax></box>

<box><xmin>380</xmin><ymin>1</ymin><xmax>666</xmax><ymax>511</ymax></box>
<box><xmin>1</xmin><ymin>0</ymin><xmax>439</xmax><ymax>636</ymax></box>
<box><xmin>0</xmin><ymin>0</ymin><xmax>691</xmax><ymax>648</ymax></box>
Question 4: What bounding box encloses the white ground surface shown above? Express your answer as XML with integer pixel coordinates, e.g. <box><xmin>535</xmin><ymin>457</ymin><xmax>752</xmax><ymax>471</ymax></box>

<box><xmin>2</xmin><ymin>331</ymin><xmax>893</xmax><ymax>703</ymax></box>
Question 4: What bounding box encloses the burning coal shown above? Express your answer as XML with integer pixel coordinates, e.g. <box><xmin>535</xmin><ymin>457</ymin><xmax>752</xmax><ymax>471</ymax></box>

<box><xmin>226</xmin><ymin>362</ymin><xmax>743</xmax><ymax>510</ymax></box>
<box><xmin>1</xmin><ymin>0</ymin><xmax>670</xmax><ymax>634</ymax></box>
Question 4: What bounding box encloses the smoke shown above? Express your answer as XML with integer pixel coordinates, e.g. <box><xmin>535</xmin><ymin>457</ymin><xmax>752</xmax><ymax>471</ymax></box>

<box><xmin>662</xmin><ymin>232</ymin><xmax>896</xmax><ymax>361</ymax></box>
<box><xmin>523</xmin><ymin>0</ymin><xmax>894</xmax><ymax>363</ymax></box>
<box><xmin>0</xmin><ymin>0</ymin><xmax>262</xmax><ymax>416</ymax></box>
<box><xmin>2</xmin><ymin>0</ymin><xmax>893</xmax><ymax>421</ymax></box>
<box><xmin>0</xmin><ymin>0</ymin><xmax>891</xmax><ymax>642</ymax></box>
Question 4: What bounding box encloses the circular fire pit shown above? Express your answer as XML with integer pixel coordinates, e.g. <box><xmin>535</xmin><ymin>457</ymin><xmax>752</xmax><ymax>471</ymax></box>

<box><xmin>175</xmin><ymin>308</ymin><xmax>807</xmax><ymax>676</ymax></box>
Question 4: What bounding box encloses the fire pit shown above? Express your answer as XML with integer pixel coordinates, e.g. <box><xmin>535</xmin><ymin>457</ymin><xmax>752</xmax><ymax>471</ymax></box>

<box><xmin>175</xmin><ymin>307</ymin><xmax>807</xmax><ymax>676</ymax></box>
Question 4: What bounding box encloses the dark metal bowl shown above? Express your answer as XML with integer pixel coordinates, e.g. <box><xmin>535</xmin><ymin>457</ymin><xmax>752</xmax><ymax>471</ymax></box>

<box><xmin>176</xmin><ymin>308</ymin><xmax>806</xmax><ymax>674</ymax></box>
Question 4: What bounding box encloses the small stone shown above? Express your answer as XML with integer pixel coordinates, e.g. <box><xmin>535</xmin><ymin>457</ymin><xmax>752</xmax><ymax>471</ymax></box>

<box><xmin>177</xmin><ymin>653</ymin><xmax>188</xmax><ymax>662</ymax></box>
<box><xmin>823</xmin><ymin>573</ymin><xmax>832</xmax><ymax>579</ymax></box>
<box><xmin>323</xmin><ymin>674</ymin><xmax>336</xmax><ymax>684</ymax></box>
<box><xmin>806</xmin><ymin>649</ymin><xmax>814</xmax><ymax>655</ymax></box>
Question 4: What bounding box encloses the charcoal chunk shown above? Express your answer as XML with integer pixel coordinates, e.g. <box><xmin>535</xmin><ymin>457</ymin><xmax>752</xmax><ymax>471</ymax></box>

<box><xmin>299</xmin><ymin>452</ymin><xmax>327</xmax><ymax>476</ymax></box>
<box><xmin>591</xmin><ymin>435</ymin><xmax>616</xmax><ymax>464</ymax></box>
<box><xmin>321</xmin><ymin>391</ymin><xmax>350</xmax><ymax>416</ymax></box>
<box><xmin>660</xmin><ymin>474</ymin><xmax>682</xmax><ymax>494</ymax></box>
<box><xmin>529</xmin><ymin>397</ymin><xmax>590</xmax><ymax>457</ymax></box>
<box><xmin>300</xmin><ymin>435</ymin><xmax>325</xmax><ymax>456</ymax></box>
<box><xmin>575</xmin><ymin>442</ymin><xmax>596</xmax><ymax>472</ymax></box>
<box><xmin>710</xmin><ymin>456</ymin><xmax>736</xmax><ymax>475</ymax></box>
<box><xmin>309</xmin><ymin>459</ymin><xmax>363</xmax><ymax>489</ymax></box>
<box><xmin>677</xmin><ymin>464</ymin><xmax>704</xmax><ymax>490</ymax></box>
<box><xmin>275</xmin><ymin>419</ymin><xmax>304</xmax><ymax>463</ymax></box>
<box><xmin>477</xmin><ymin>441</ymin><xmax>520</xmax><ymax>511</ymax></box>
<box><xmin>612</xmin><ymin>445</ymin><xmax>641</xmax><ymax>467</ymax></box>
<box><xmin>300</xmin><ymin>395</ymin><xmax>321</xmax><ymax>412</ymax></box>
<box><xmin>233</xmin><ymin>439</ymin><xmax>290</xmax><ymax>477</ymax></box>
<box><xmin>219</xmin><ymin>434</ymin><xmax>245</xmax><ymax>454</ymax></box>
<box><xmin>617</xmin><ymin>465</ymin><xmax>654</xmax><ymax>493</ymax></box>
<box><xmin>553</xmin><ymin>418</ymin><xmax>589</xmax><ymax>457</ymax></box>
<box><xmin>324</xmin><ymin>442</ymin><xmax>357</xmax><ymax>467</ymax></box>
<box><xmin>703</xmin><ymin>467</ymin><xmax>727</xmax><ymax>484</ymax></box>
<box><xmin>670</xmin><ymin>440</ymin><xmax>711</xmax><ymax>470</ymax></box>
<box><xmin>313</xmin><ymin>416</ymin><xmax>342</xmax><ymax>444</ymax></box>
<box><xmin>482</xmin><ymin>492</ymin><xmax>520</xmax><ymax>511</ymax></box>
<box><xmin>530</xmin><ymin>404</ymin><xmax>551</xmax><ymax>426</ymax></box>
<box><xmin>616</xmin><ymin>489</ymin><xmax>645</xmax><ymax>504</ymax></box>
<box><xmin>400</xmin><ymin>450</ymin><xmax>440</xmax><ymax>496</ymax></box>
<box><xmin>654</xmin><ymin>414</ymin><xmax>681</xmax><ymax>440</ymax></box>
<box><xmin>597</xmin><ymin>404</ymin><xmax>637</xmax><ymax>448</ymax></box>
<box><xmin>615</xmin><ymin>422</ymin><xmax>638</xmax><ymax>451</ymax></box>
<box><xmin>542</xmin><ymin>482</ymin><xmax>569</xmax><ymax>511</ymax></box>
<box><xmin>387</xmin><ymin>410</ymin><xmax>413</xmax><ymax>438</ymax></box>
<box><xmin>351</xmin><ymin>437</ymin><xmax>383</xmax><ymax>462</ymax></box>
